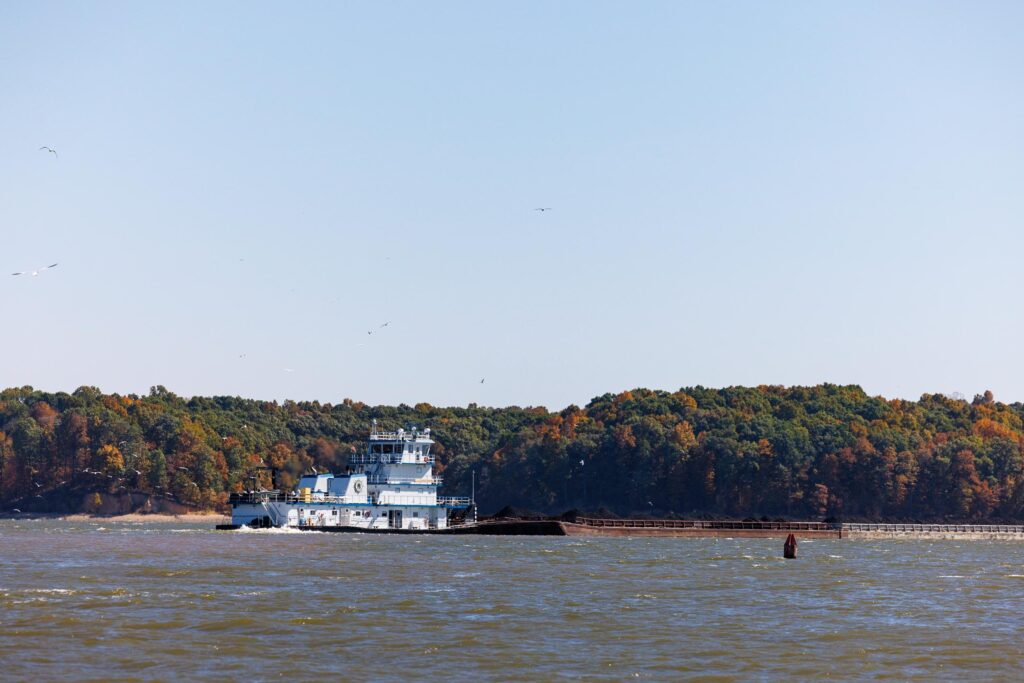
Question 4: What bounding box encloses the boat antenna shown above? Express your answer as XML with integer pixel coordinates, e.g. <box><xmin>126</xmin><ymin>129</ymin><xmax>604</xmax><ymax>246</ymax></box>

<box><xmin>472</xmin><ymin>470</ymin><xmax>477</xmax><ymax>525</ymax></box>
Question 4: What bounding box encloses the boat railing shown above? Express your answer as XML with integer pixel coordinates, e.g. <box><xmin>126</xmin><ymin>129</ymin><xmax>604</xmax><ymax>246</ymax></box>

<box><xmin>840</xmin><ymin>523</ymin><xmax>1024</xmax><ymax>533</ymax></box>
<box><xmin>368</xmin><ymin>430</ymin><xmax>432</xmax><ymax>442</ymax></box>
<box><xmin>350</xmin><ymin>454</ymin><xmax>435</xmax><ymax>465</ymax></box>
<box><xmin>231</xmin><ymin>492</ymin><xmax>367</xmax><ymax>505</ymax></box>
<box><xmin>366</xmin><ymin>475</ymin><xmax>442</xmax><ymax>486</ymax></box>
<box><xmin>438</xmin><ymin>496</ymin><xmax>472</xmax><ymax>507</ymax></box>
<box><xmin>574</xmin><ymin>518</ymin><xmax>838</xmax><ymax>531</ymax></box>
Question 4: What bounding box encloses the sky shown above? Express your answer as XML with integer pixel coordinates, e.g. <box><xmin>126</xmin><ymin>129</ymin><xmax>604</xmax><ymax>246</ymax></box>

<box><xmin>1</xmin><ymin>1</ymin><xmax>1022</xmax><ymax>409</ymax></box>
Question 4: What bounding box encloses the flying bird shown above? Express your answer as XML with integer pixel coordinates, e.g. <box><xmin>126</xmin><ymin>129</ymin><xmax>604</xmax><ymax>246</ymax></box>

<box><xmin>380</xmin><ymin>321</ymin><xmax>390</xmax><ymax>328</ymax></box>
<box><xmin>38</xmin><ymin>146</ymin><xmax>58</xmax><ymax>158</ymax></box>
<box><xmin>283</xmin><ymin>368</ymin><xmax>295</xmax><ymax>373</ymax></box>
<box><xmin>12</xmin><ymin>263</ymin><xmax>58</xmax><ymax>277</ymax></box>
<box><xmin>534</xmin><ymin>207</ymin><xmax>552</xmax><ymax>212</ymax></box>
<box><xmin>480</xmin><ymin>378</ymin><xmax>485</xmax><ymax>384</ymax></box>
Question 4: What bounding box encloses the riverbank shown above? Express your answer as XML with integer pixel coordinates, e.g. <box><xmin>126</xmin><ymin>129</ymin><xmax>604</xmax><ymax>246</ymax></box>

<box><xmin>0</xmin><ymin>511</ymin><xmax>231</xmax><ymax>524</ymax></box>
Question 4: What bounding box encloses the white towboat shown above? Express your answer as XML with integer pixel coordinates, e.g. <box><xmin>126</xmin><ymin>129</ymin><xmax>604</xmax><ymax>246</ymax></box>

<box><xmin>224</xmin><ymin>421</ymin><xmax>473</xmax><ymax>531</ymax></box>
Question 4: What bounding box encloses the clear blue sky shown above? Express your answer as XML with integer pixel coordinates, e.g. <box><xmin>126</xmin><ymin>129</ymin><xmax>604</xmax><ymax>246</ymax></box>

<box><xmin>2</xmin><ymin>1</ymin><xmax>1021</xmax><ymax>409</ymax></box>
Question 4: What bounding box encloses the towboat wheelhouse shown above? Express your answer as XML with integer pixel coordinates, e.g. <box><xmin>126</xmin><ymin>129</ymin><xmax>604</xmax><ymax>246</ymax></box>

<box><xmin>228</xmin><ymin>421</ymin><xmax>472</xmax><ymax>530</ymax></box>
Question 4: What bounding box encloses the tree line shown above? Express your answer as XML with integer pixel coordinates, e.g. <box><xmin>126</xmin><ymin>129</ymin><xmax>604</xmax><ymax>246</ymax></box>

<box><xmin>1</xmin><ymin>384</ymin><xmax>1022</xmax><ymax>521</ymax></box>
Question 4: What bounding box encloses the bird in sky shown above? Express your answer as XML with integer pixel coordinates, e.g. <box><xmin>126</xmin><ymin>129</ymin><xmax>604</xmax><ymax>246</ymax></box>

<box><xmin>534</xmin><ymin>207</ymin><xmax>552</xmax><ymax>212</ymax></box>
<box><xmin>380</xmin><ymin>321</ymin><xmax>390</xmax><ymax>328</ymax></box>
<box><xmin>12</xmin><ymin>263</ymin><xmax>58</xmax><ymax>277</ymax></box>
<box><xmin>283</xmin><ymin>368</ymin><xmax>294</xmax><ymax>373</ymax></box>
<box><xmin>38</xmin><ymin>146</ymin><xmax>58</xmax><ymax>158</ymax></box>
<box><xmin>367</xmin><ymin>330</ymin><xmax>374</xmax><ymax>335</ymax></box>
<box><xmin>480</xmin><ymin>378</ymin><xmax>485</xmax><ymax>384</ymax></box>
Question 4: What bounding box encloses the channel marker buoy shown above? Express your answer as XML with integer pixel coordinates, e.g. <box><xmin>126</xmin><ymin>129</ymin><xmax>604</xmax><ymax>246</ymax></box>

<box><xmin>783</xmin><ymin>533</ymin><xmax>797</xmax><ymax>559</ymax></box>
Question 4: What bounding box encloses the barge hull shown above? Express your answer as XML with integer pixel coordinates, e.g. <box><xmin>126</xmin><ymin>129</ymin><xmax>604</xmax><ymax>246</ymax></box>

<box><xmin>217</xmin><ymin>520</ymin><xmax>839</xmax><ymax>537</ymax></box>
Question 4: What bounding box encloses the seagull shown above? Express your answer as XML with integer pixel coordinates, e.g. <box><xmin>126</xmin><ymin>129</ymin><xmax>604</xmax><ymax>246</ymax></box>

<box><xmin>33</xmin><ymin>481</ymin><xmax>42</xmax><ymax>488</ymax></box>
<box><xmin>480</xmin><ymin>378</ymin><xmax>485</xmax><ymax>384</ymax></box>
<box><xmin>238</xmin><ymin>354</ymin><xmax>246</xmax><ymax>359</ymax></box>
<box><xmin>534</xmin><ymin>207</ymin><xmax>552</xmax><ymax>212</ymax></box>
<box><xmin>12</xmin><ymin>263</ymin><xmax>58</xmax><ymax>277</ymax></box>
<box><xmin>367</xmin><ymin>330</ymin><xmax>373</xmax><ymax>335</ymax></box>
<box><xmin>283</xmin><ymin>368</ymin><xmax>294</xmax><ymax>373</ymax></box>
<box><xmin>380</xmin><ymin>321</ymin><xmax>390</xmax><ymax>328</ymax></box>
<box><xmin>132</xmin><ymin>469</ymin><xmax>142</xmax><ymax>476</ymax></box>
<box><xmin>39</xmin><ymin>146</ymin><xmax>58</xmax><ymax>158</ymax></box>
<box><xmin>12</xmin><ymin>509</ymin><xmax>20</xmax><ymax>513</ymax></box>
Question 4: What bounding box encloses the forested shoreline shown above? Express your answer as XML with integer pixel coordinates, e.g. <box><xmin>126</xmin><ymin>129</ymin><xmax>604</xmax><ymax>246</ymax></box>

<box><xmin>1</xmin><ymin>384</ymin><xmax>1022</xmax><ymax>521</ymax></box>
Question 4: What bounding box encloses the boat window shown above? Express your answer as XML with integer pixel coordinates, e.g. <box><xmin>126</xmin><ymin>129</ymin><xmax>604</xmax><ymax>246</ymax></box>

<box><xmin>422</xmin><ymin>446</ymin><xmax>430</xmax><ymax>456</ymax></box>
<box><xmin>382</xmin><ymin>444</ymin><xmax>393</xmax><ymax>454</ymax></box>
<box><xmin>371</xmin><ymin>444</ymin><xmax>382</xmax><ymax>454</ymax></box>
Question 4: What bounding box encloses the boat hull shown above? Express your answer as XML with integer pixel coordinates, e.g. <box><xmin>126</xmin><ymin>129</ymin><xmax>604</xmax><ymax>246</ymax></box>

<box><xmin>216</xmin><ymin>519</ymin><xmax>842</xmax><ymax>537</ymax></box>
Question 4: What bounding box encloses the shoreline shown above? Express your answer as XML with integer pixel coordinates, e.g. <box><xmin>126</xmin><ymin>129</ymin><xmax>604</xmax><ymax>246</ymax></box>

<box><xmin>0</xmin><ymin>512</ymin><xmax>231</xmax><ymax>524</ymax></box>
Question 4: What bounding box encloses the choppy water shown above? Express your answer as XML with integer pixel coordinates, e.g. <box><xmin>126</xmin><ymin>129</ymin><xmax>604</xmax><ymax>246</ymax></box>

<box><xmin>1</xmin><ymin>520</ymin><xmax>1022</xmax><ymax>681</ymax></box>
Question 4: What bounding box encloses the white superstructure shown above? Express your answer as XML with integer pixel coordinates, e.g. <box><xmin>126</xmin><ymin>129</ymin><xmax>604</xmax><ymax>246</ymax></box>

<box><xmin>229</xmin><ymin>421</ymin><xmax>472</xmax><ymax>530</ymax></box>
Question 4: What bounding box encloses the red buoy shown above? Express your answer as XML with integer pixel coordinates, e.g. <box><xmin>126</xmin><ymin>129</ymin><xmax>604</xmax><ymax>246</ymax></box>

<box><xmin>783</xmin><ymin>533</ymin><xmax>797</xmax><ymax>559</ymax></box>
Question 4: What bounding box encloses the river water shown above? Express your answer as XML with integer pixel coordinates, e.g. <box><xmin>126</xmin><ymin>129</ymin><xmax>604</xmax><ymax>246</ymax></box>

<box><xmin>1</xmin><ymin>519</ymin><xmax>1021</xmax><ymax>681</ymax></box>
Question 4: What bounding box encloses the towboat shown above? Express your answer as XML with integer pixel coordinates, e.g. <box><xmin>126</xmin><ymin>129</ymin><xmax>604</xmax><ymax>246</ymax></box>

<box><xmin>221</xmin><ymin>421</ymin><xmax>473</xmax><ymax>531</ymax></box>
